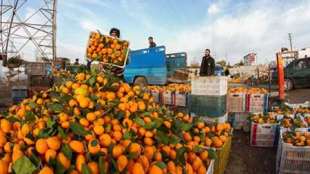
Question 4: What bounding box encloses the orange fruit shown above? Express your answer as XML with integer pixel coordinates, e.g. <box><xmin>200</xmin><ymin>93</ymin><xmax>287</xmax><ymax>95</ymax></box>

<box><xmin>112</xmin><ymin>145</ymin><xmax>124</xmax><ymax>158</ymax></box>
<box><xmin>99</xmin><ymin>134</ymin><xmax>112</xmax><ymax>147</ymax></box>
<box><xmin>38</xmin><ymin>166</ymin><xmax>54</xmax><ymax>174</ymax></box>
<box><xmin>36</xmin><ymin>139</ymin><xmax>48</xmax><ymax>154</ymax></box>
<box><xmin>46</xmin><ymin>136</ymin><xmax>61</xmax><ymax>150</ymax></box>
<box><xmin>69</xmin><ymin>140</ymin><xmax>85</xmax><ymax>153</ymax></box>
<box><xmin>45</xmin><ymin>149</ymin><xmax>57</xmax><ymax>162</ymax></box>
<box><xmin>76</xmin><ymin>154</ymin><xmax>86</xmax><ymax>172</ymax></box>
<box><xmin>149</xmin><ymin>164</ymin><xmax>163</xmax><ymax>174</ymax></box>
<box><xmin>88</xmin><ymin>162</ymin><xmax>99</xmax><ymax>174</ymax></box>
<box><xmin>0</xmin><ymin>160</ymin><xmax>8</xmax><ymax>174</ymax></box>
<box><xmin>117</xmin><ymin>155</ymin><xmax>128</xmax><ymax>172</ymax></box>
<box><xmin>57</xmin><ymin>152</ymin><xmax>71</xmax><ymax>169</ymax></box>
<box><xmin>129</xmin><ymin>143</ymin><xmax>141</xmax><ymax>155</ymax></box>
<box><xmin>132</xmin><ymin>162</ymin><xmax>145</xmax><ymax>174</ymax></box>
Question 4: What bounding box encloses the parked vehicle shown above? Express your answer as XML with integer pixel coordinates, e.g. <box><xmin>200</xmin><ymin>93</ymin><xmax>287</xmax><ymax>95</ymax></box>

<box><xmin>272</xmin><ymin>58</ymin><xmax>310</xmax><ymax>90</ymax></box>
<box><xmin>124</xmin><ymin>46</ymin><xmax>187</xmax><ymax>86</ymax></box>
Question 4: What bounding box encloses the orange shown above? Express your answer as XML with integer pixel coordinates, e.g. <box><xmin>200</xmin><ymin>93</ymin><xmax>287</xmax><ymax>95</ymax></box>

<box><xmin>198</xmin><ymin>165</ymin><xmax>207</xmax><ymax>174</ymax></box>
<box><xmin>86</xmin><ymin>112</ymin><xmax>96</xmax><ymax>121</ymax></box>
<box><xmin>131</xmin><ymin>162</ymin><xmax>145</xmax><ymax>174</ymax></box>
<box><xmin>99</xmin><ymin>134</ymin><xmax>112</xmax><ymax>147</ymax></box>
<box><xmin>46</xmin><ymin>136</ymin><xmax>61</xmax><ymax>150</ymax></box>
<box><xmin>88</xmin><ymin>139</ymin><xmax>100</xmax><ymax>154</ymax></box>
<box><xmin>149</xmin><ymin>164</ymin><xmax>163</xmax><ymax>174</ymax></box>
<box><xmin>167</xmin><ymin>161</ymin><xmax>176</xmax><ymax>174</ymax></box>
<box><xmin>129</xmin><ymin>143</ymin><xmax>141</xmax><ymax>155</ymax></box>
<box><xmin>112</xmin><ymin>145</ymin><xmax>124</xmax><ymax>158</ymax></box>
<box><xmin>38</xmin><ymin>166</ymin><xmax>54</xmax><ymax>174</ymax></box>
<box><xmin>93</xmin><ymin>125</ymin><xmax>104</xmax><ymax>135</ymax></box>
<box><xmin>36</xmin><ymin>139</ymin><xmax>48</xmax><ymax>154</ymax></box>
<box><xmin>69</xmin><ymin>140</ymin><xmax>84</xmax><ymax>153</ymax></box>
<box><xmin>138</xmin><ymin>155</ymin><xmax>149</xmax><ymax>171</ymax></box>
<box><xmin>200</xmin><ymin>151</ymin><xmax>209</xmax><ymax>161</ymax></box>
<box><xmin>0</xmin><ymin>119</ymin><xmax>11</xmax><ymax>133</ymax></box>
<box><xmin>45</xmin><ymin>149</ymin><xmax>57</xmax><ymax>162</ymax></box>
<box><xmin>57</xmin><ymin>152</ymin><xmax>71</xmax><ymax>169</ymax></box>
<box><xmin>0</xmin><ymin>160</ymin><xmax>8</xmax><ymax>174</ymax></box>
<box><xmin>154</xmin><ymin>151</ymin><xmax>162</xmax><ymax>161</ymax></box>
<box><xmin>117</xmin><ymin>155</ymin><xmax>128</xmax><ymax>172</ymax></box>
<box><xmin>76</xmin><ymin>154</ymin><xmax>86</xmax><ymax>172</ymax></box>
<box><xmin>88</xmin><ymin>162</ymin><xmax>99</xmax><ymax>174</ymax></box>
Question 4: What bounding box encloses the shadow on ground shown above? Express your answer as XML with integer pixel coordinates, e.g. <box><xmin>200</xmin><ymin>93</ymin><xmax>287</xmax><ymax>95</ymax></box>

<box><xmin>225</xmin><ymin>131</ymin><xmax>277</xmax><ymax>174</ymax></box>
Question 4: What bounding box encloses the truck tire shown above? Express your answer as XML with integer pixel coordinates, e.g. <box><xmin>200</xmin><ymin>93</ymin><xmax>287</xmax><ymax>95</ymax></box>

<box><xmin>285</xmin><ymin>79</ymin><xmax>294</xmax><ymax>91</ymax></box>
<box><xmin>134</xmin><ymin>77</ymin><xmax>148</xmax><ymax>88</ymax></box>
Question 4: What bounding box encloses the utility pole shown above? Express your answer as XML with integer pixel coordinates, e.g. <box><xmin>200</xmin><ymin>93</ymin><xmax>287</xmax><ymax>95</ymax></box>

<box><xmin>288</xmin><ymin>33</ymin><xmax>293</xmax><ymax>51</ymax></box>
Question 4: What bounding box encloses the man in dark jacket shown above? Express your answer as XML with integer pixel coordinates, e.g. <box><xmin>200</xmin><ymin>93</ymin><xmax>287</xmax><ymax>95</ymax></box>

<box><xmin>200</xmin><ymin>49</ymin><xmax>215</xmax><ymax>76</ymax></box>
<box><xmin>148</xmin><ymin>36</ymin><xmax>157</xmax><ymax>48</ymax></box>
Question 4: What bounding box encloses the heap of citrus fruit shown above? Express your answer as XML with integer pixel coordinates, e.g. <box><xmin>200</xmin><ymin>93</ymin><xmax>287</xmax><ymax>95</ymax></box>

<box><xmin>229</xmin><ymin>87</ymin><xmax>267</xmax><ymax>94</ymax></box>
<box><xmin>250</xmin><ymin>113</ymin><xmax>277</xmax><ymax>124</ymax></box>
<box><xmin>283</xmin><ymin>131</ymin><xmax>310</xmax><ymax>146</ymax></box>
<box><xmin>148</xmin><ymin>83</ymin><xmax>191</xmax><ymax>93</ymax></box>
<box><xmin>86</xmin><ymin>32</ymin><xmax>129</xmax><ymax>66</ymax></box>
<box><xmin>0</xmin><ymin>70</ymin><xmax>231</xmax><ymax>174</ymax></box>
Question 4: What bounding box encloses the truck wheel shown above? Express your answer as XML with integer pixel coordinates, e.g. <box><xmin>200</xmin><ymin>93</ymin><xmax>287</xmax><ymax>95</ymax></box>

<box><xmin>285</xmin><ymin>79</ymin><xmax>293</xmax><ymax>91</ymax></box>
<box><xmin>134</xmin><ymin>77</ymin><xmax>148</xmax><ymax>88</ymax></box>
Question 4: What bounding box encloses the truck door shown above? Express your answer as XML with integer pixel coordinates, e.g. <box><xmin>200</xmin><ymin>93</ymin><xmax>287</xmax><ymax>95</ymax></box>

<box><xmin>291</xmin><ymin>59</ymin><xmax>310</xmax><ymax>87</ymax></box>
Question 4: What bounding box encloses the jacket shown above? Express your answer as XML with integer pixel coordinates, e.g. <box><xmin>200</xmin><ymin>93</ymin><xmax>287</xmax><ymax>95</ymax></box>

<box><xmin>199</xmin><ymin>56</ymin><xmax>215</xmax><ymax>76</ymax></box>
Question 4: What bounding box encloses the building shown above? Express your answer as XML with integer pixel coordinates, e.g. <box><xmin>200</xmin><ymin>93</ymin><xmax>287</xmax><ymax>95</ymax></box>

<box><xmin>299</xmin><ymin>47</ymin><xmax>310</xmax><ymax>58</ymax></box>
<box><xmin>244</xmin><ymin>53</ymin><xmax>256</xmax><ymax>66</ymax></box>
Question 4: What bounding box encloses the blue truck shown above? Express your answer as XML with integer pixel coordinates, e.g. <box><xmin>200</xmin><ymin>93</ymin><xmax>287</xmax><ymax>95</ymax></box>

<box><xmin>124</xmin><ymin>46</ymin><xmax>187</xmax><ymax>86</ymax></box>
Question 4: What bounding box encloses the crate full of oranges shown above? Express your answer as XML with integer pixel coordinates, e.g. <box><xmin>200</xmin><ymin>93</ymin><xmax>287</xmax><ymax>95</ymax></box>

<box><xmin>86</xmin><ymin>31</ymin><xmax>130</xmax><ymax>68</ymax></box>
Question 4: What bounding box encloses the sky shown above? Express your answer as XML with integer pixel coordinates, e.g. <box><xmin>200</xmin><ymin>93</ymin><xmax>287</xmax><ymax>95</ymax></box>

<box><xmin>11</xmin><ymin>0</ymin><xmax>310</xmax><ymax>64</ymax></box>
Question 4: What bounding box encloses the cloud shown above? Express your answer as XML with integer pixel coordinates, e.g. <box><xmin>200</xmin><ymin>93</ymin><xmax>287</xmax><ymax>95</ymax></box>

<box><xmin>166</xmin><ymin>0</ymin><xmax>310</xmax><ymax>64</ymax></box>
<box><xmin>208</xmin><ymin>3</ymin><xmax>220</xmax><ymax>15</ymax></box>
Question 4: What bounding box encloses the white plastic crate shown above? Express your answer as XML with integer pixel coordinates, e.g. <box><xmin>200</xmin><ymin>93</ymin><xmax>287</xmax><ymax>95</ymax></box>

<box><xmin>174</xmin><ymin>92</ymin><xmax>187</xmax><ymax>107</ymax></box>
<box><xmin>247</xmin><ymin>94</ymin><xmax>266</xmax><ymax>113</ymax></box>
<box><xmin>150</xmin><ymin>90</ymin><xmax>160</xmax><ymax>103</ymax></box>
<box><xmin>191</xmin><ymin>76</ymin><xmax>228</xmax><ymax>96</ymax></box>
<box><xmin>277</xmin><ymin>131</ymin><xmax>310</xmax><ymax>174</ymax></box>
<box><xmin>206</xmin><ymin>160</ymin><xmax>214</xmax><ymax>174</ymax></box>
<box><xmin>162</xmin><ymin>91</ymin><xmax>173</xmax><ymax>105</ymax></box>
<box><xmin>250</xmin><ymin>122</ymin><xmax>278</xmax><ymax>147</ymax></box>
<box><xmin>228</xmin><ymin>93</ymin><xmax>246</xmax><ymax>112</ymax></box>
<box><xmin>231</xmin><ymin>112</ymin><xmax>249</xmax><ymax>130</ymax></box>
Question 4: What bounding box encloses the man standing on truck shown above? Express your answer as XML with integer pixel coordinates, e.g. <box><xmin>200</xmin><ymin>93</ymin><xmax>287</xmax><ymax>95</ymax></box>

<box><xmin>148</xmin><ymin>36</ymin><xmax>157</xmax><ymax>48</ymax></box>
<box><xmin>200</xmin><ymin>49</ymin><xmax>215</xmax><ymax>76</ymax></box>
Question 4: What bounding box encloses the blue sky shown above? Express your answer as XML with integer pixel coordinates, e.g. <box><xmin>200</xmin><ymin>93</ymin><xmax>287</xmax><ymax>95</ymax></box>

<box><xmin>30</xmin><ymin>0</ymin><xmax>310</xmax><ymax>64</ymax></box>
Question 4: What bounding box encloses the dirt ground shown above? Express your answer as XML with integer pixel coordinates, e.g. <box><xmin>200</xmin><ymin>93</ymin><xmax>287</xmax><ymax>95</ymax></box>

<box><xmin>225</xmin><ymin>88</ymin><xmax>310</xmax><ymax>174</ymax></box>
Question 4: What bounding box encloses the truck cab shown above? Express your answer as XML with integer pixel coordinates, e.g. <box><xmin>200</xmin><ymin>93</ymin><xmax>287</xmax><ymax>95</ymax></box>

<box><xmin>124</xmin><ymin>46</ymin><xmax>187</xmax><ymax>86</ymax></box>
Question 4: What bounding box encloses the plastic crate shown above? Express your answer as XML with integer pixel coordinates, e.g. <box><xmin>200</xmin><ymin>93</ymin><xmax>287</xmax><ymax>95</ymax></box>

<box><xmin>86</xmin><ymin>32</ymin><xmax>130</xmax><ymax>69</ymax></box>
<box><xmin>230</xmin><ymin>112</ymin><xmax>249</xmax><ymax>130</ymax></box>
<box><xmin>191</xmin><ymin>76</ymin><xmax>228</xmax><ymax>96</ymax></box>
<box><xmin>173</xmin><ymin>92</ymin><xmax>187</xmax><ymax>107</ymax></box>
<box><xmin>11</xmin><ymin>86</ymin><xmax>28</xmax><ymax>104</ymax></box>
<box><xmin>150</xmin><ymin>90</ymin><xmax>160</xmax><ymax>103</ymax></box>
<box><xmin>200</xmin><ymin>114</ymin><xmax>228</xmax><ymax>124</ymax></box>
<box><xmin>250</xmin><ymin>122</ymin><xmax>279</xmax><ymax>147</ymax></box>
<box><xmin>277</xmin><ymin>131</ymin><xmax>310</xmax><ymax>174</ymax></box>
<box><xmin>188</xmin><ymin>94</ymin><xmax>227</xmax><ymax>117</ymax></box>
<box><xmin>162</xmin><ymin>91</ymin><xmax>173</xmax><ymax>105</ymax></box>
<box><xmin>227</xmin><ymin>93</ymin><xmax>246</xmax><ymax>112</ymax></box>
<box><xmin>25</xmin><ymin>62</ymin><xmax>51</xmax><ymax>76</ymax></box>
<box><xmin>246</xmin><ymin>94</ymin><xmax>268</xmax><ymax>113</ymax></box>
<box><xmin>207</xmin><ymin>160</ymin><xmax>215</xmax><ymax>174</ymax></box>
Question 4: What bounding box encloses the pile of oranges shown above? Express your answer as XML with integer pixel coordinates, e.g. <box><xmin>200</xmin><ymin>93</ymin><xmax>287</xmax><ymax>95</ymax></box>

<box><xmin>148</xmin><ymin>83</ymin><xmax>191</xmax><ymax>93</ymax></box>
<box><xmin>229</xmin><ymin>87</ymin><xmax>268</xmax><ymax>94</ymax></box>
<box><xmin>250</xmin><ymin>113</ymin><xmax>277</xmax><ymax>124</ymax></box>
<box><xmin>283</xmin><ymin>131</ymin><xmax>310</xmax><ymax>146</ymax></box>
<box><xmin>86</xmin><ymin>32</ymin><xmax>129</xmax><ymax>66</ymax></box>
<box><xmin>0</xmin><ymin>70</ymin><xmax>231</xmax><ymax>174</ymax></box>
